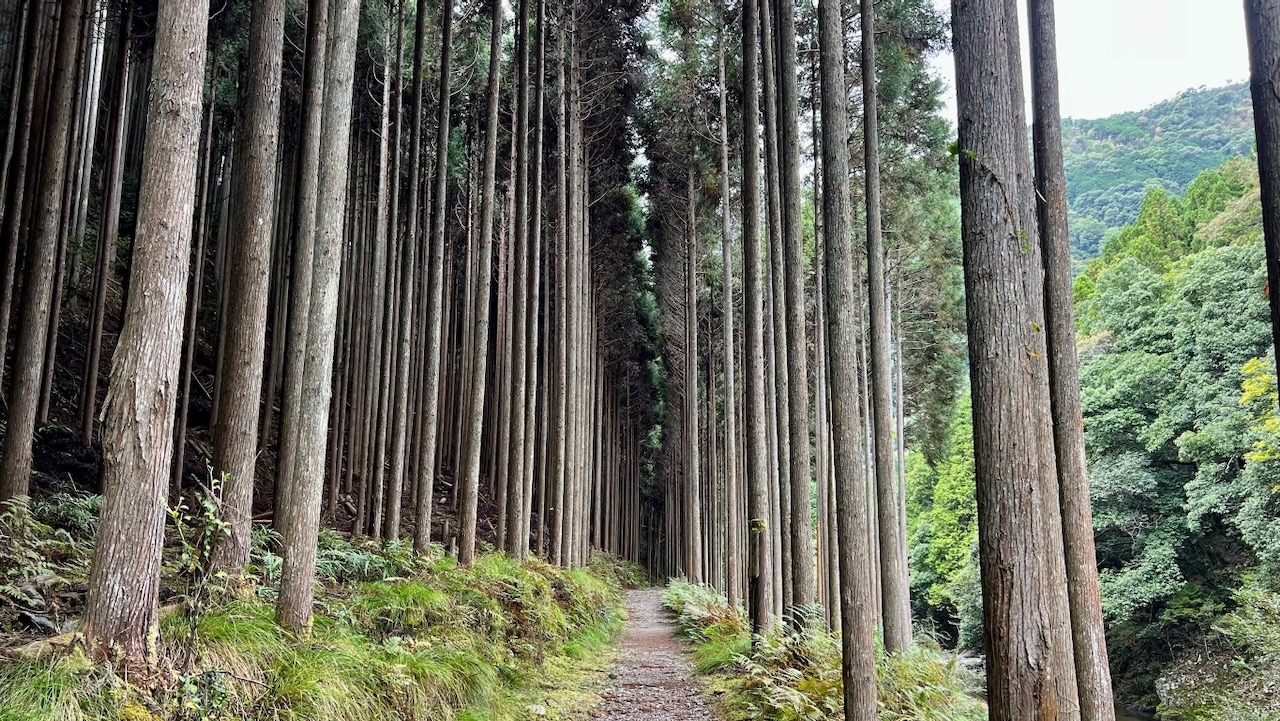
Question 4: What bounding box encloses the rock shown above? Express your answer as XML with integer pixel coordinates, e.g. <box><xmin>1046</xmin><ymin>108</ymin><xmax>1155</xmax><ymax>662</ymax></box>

<box><xmin>18</xmin><ymin>611</ymin><xmax>57</xmax><ymax>635</ymax></box>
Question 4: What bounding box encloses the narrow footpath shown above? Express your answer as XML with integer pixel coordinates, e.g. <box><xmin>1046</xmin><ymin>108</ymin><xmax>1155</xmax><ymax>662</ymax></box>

<box><xmin>591</xmin><ymin>589</ymin><xmax>716</xmax><ymax>720</ymax></box>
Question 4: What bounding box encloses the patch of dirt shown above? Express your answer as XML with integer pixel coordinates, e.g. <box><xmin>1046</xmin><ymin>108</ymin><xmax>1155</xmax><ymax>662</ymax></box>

<box><xmin>591</xmin><ymin>589</ymin><xmax>717</xmax><ymax>721</ymax></box>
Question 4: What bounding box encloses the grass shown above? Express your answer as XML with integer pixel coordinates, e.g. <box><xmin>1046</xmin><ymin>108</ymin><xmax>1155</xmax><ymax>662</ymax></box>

<box><xmin>0</xmin><ymin>497</ymin><xmax>642</xmax><ymax>721</ymax></box>
<box><xmin>661</xmin><ymin>579</ymin><xmax>987</xmax><ymax>721</ymax></box>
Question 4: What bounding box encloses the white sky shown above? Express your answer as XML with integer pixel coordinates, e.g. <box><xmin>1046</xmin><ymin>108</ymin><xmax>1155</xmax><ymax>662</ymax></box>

<box><xmin>930</xmin><ymin>0</ymin><xmax>1250</xmax><ymax>121</ymax></box>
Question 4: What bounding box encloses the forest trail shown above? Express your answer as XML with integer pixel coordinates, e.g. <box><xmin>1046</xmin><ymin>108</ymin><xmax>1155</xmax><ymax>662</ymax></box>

<box><xmin>591</xmin><ymin>589</ymin><xmax>716</xmax><ymax>720</ymax></box>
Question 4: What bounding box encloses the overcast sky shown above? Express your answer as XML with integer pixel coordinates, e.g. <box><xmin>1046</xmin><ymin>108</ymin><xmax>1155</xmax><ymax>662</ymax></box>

<box><xmin>930</xmin><ymin>0</ymin><xmax>1250</xmax><ymax>121</ymax></box>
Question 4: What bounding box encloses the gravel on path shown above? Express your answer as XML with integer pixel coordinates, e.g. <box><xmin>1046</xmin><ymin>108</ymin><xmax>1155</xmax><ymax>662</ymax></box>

<box><xmin>590</xmin><ymin>588</ymin><xmax>716</xmax><ymax>720</ymax></box>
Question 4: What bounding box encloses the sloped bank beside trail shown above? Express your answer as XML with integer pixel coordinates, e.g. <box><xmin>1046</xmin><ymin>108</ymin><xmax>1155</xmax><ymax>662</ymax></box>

<box><xmin>0</xmin><ymin>493</ymin><xmax>645</xmax><ymax>721</ymax></box>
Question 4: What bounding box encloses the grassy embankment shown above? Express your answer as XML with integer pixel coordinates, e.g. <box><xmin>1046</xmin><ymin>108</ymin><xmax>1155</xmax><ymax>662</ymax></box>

<box><xmin>0</xmin><ymin>491</ymin><xmax>643</xmax><ymax>721</ymax></box>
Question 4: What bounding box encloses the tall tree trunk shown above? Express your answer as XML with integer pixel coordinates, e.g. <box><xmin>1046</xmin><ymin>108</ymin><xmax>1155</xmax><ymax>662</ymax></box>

<box><xmin>458</xmin><ymin>0</ymin><xmax>503</xmax><ymax>566</ymax></box>
<box><xmin>277</xmin><ymin>0</ymin><xmax>360</xmax><ymax>631</ymax></box>
<box><xmin>274</xmin><ymin>0</ymin><xmax>329</xmax><ymax>525</ymax></box>
<box><xmin>212</xmin><ymin>0</ymin><xmax>286</xmax><ymax>573</ymax></box>
<box><xmin>718</xmin><ymin>11</ymin><xmax>741</xmax><ymax>608</ymax></box>
<box><xmin>0</xmin><ymin>0</ymin><xmax>42</xmax><ymax>402</ymax></box>
<box><xmin>684</xmin><ymin>161</ymin><xmax>703</xmax><ymax>582</ymax></box>
<box><xmin>81</xmin><ymin>0</ymin><xmax>210</xmax><ymax>661</ymax></box>
<box><xmin>82</xmin><ymin>11</ymin><xmax>132</xmax><ymax>448</ymax></box>
<box><xmin>385</xmin><ymin>0</ymin><xmax>424</xmax><ymax>543</ymax></box>
<box><xmin>1028</xmin><ymin>1</ymin><xmax>1115</xmax><ymax>718</ymax></box>
<box><xmin>0</xmin><ymin>0</ymin><xmax>86</xmax><ymax>502</ymax></box>
<box><xmin>520</xmin><ymin>0</ymin><xmax>547</xmax><ymax>559</ymax></box>
<box><xmin>1247</xmin><ymin>0</ymin><xmax>1280</xmax><ymax>388</ymax></box>
<box><xmin>860</xmin><ymin>0</ymin><xmax>911</xmax><ymax>652</ymax></box>
<box><xmin>414</xmin><ymin>0</ymin><xmax>454</xmax><ymax>554</ymax></box>
<box><xmin>818</xmin><ymin>0</ymin><xmax>877</xmax><ymax>713</ymax></box>
<box><xmin>774</xmin><ymin>0</ymin><xmax>816</xmax><ymax>613</ymax></box>
<box><xmin>952</xmin><ymin>0</ymin><xmax>1081</xmax><ymax>716</ymax></box>
<box><xmin>741</xmin><ymin>0</ymin><xmax>773</xmax><ymax>632</ymax></box>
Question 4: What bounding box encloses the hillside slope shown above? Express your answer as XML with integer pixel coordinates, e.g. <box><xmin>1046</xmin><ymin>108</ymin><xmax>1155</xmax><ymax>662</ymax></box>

<box><xmin>1065</xmin><ymin>82</ymin><xmax>1254</xmax><ymax>260</ymax></box>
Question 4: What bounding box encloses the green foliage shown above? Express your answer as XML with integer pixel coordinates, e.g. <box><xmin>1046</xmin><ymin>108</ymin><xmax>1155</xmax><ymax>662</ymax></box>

<box><xmin>905</xmin><ymin>396</ymin><xmax>982</xmax><ymax>649</ymax></box>
<box><xmin>0</xmin><ymin>529</ymin><xmax>631</xmax><ymax>721</ymax></box>
<box><xmin>1062</xmin><ymin>83</ymin><xmax>1255</xmax><ymax>261</ymax></box>
<box><xmin>662</xmin><ymin>581</ymin><xmax>985</xmax><ymax>721</ymax></box>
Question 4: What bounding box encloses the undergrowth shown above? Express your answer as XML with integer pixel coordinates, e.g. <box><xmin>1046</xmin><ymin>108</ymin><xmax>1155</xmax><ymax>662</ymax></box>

<box><xmin>0</xmin><ymin>490</ymin><xmax>641</xmax><ymax>721</ymax></box>
<box><xmin>662</xmin><ymin>579</ymin><xmax>987</xmax><ymax>721</ymax></box>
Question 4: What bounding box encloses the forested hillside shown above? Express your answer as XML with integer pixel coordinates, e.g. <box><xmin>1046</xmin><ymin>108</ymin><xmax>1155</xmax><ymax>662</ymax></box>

<box><xmin>1064</xmin><ymin>83</ymin><xmax>1255</xmax><ymax>261</ymax></box>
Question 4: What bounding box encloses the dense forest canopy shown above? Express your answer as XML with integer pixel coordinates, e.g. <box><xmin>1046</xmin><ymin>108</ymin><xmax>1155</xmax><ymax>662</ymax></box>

<box><xmin>1</xmin><ymin>1</ymin><xmax>1279</xmax><ymax>720</ymax></box>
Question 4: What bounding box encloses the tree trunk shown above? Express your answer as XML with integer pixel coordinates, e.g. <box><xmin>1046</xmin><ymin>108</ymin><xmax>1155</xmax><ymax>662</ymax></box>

<box><xmin>1028</xmin><ymin>1</ymin><xmax>1115</xmax><ymax>718</ymax></box>
<box><xmin>82</xmin><ymin>11</ymin><xmax>132</xmax><ymax>448</ymax></box>
<box><xmin>741</xmin><ymin>0</ymin><xmax>773</xmax><ymax>632</ymax></box>
<box><xmin>952</xmin><ymin>0</ymin><xmax>1081</xmax><ymax>716</ymax></box>
<box><xmin>0</xmin><ymin>0</ymin><xmax>42</xmax><ymax>402</ymax></box>
<box><xmin>81</xmin><ymin>0</ymin><xmax>210</xmax><ymax>661</ymax></box>
<box><xmin>273</xmin><ymin>0</ymin><xmax>329</xmax><ymax>525</ymax></box>
<box><xmin>1247</xmin><ymin>0</ymin><xmax>1280</xmax><ymax>392</ymax></box>
<box><xmin>212</xmin><ymin>0</ymin><xmax>286</xmax><ymax>573</ymax></box>
<box><xmin>276</xmin><ymin>0</ymin><xmax>360</xmax><ymax>631</ymax></box>
<box><xmin>0</xmin><ymin>0</ymin><xmax>86</xmax><ymax>502</ymax></box>
<box><xmin>860</xmin><ymin>0</ymin><xmax>912</xmax><ymax>652</ymax></box>
<box><xmin>684</xmin><ymin>160</ymin><xmax>703</xmax><ymax>583</ymax></box>
<box><xmin>414</xmin><ymin>0</ymin><xmax>453</xmax><ymax>554</ymax></box>
<box><xmin>775</xmin><ymin>0</ymin><xmax>815</xmax><ymax>612</ymax></box>
<box><xmin>718</xmin><ymin>10</ymin><xmax>741</xmax><ymax>608</ymax></box>
<box><xmin>458</xmin><ymin>0</ymin><xmax>503</xmax><ymax>567</ymax></box>
<box><xmin>818</xmin><ymin>0</ymin><xmax>879</xmax><ymax>709</ymax></box>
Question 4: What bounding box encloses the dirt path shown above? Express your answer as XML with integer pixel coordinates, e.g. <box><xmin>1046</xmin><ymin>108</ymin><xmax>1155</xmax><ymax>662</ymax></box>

<box><xmin>591</xmin><ymin>589</ymin><xmax>716</xmax><ymax>720</ymax></box>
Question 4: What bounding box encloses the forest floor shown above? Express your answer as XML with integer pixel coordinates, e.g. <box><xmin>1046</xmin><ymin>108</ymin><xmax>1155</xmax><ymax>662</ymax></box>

<box><xmin>591</xmin><ymin>589</ymin><xmax>718</xmax><ymax>721</ymax></box>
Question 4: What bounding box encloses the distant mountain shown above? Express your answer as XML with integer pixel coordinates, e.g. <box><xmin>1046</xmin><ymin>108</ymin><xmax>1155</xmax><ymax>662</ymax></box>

<box><xmin>1064</xmin><ymin>82</ymin><xmax>1255</xmax><ymax>262</ymax></box>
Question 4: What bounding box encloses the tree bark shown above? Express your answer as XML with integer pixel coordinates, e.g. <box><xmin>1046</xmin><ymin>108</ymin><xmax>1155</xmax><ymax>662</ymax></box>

<box><xmin>212</xmin><ymin>0</ymin><xmax>286</xmax><ymax>573</ymax></box>
<box><xmin>1247</xmin><ymin>0</ymin><xmax>1280</xmax><ymax>390</ymax></box>
<box><xmin>1029</xmin><ymin>1</ymin><xmax>1115</xmax><ymax>718</ymax></box>
<box><xmin>458</xmin><ymin>0</ymin><xmax>503</xmax><ymax>567</ymax></box>
<box><xmin>277</xmin><ymin>0</ymin><xmax>360</xmax><ymax>631</ymax></box>
<box><xmin>818</xmin><ymin>0</ymin><xmax>879</xmax><ymax>711</ymax></box>
<box><xmin>414</xmin><ymin>0</ymin><xmax>454</xmax><ymax>554</ymax></box>
<box><xmin>860</xmin><ymin>0</ymin><xmax>912</xmax><ymax>652</ymax></box>
<box><xmin>0</xmin><ymin>0</ymin><xmax>86</xmax><ymax>502</ymax></box>
<box><xmin>82</xmin><ymin>11</ymin><xmax>132</xmax><ymax>449</ymax></box>
<box><xmin>718</xmin><ymin>9</ymin><xmax>741</xmax><ymax>608</ymax></box>
<box><xmin>81</xmin><ymin>0</ymin><xmax>210</xmax><ymax>662</ymax></box>
<box><xmin>741</xmin><ymin>0</ymin><xmax>774</xmax><ymax>632</ymax></box>
<box><xmin>273</xmin><ymin>0</ymin><xmax>329</xmax><ymax>526</ymax></box>
<box><xmin>952</xmin><ymin>0</ymin><xmax>1081</xmax><ymax>716</ymax></box>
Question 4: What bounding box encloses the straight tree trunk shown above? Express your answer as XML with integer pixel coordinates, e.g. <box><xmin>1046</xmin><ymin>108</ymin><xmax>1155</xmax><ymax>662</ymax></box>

<box><xmin>741</xmin><ymin>0</ymin><xmax>773</xmax><ymax>632</ymax></box>
<box><xmin>684</xmin><ymin>161</ymin><xmax>703</xmax><ymax>583</ymax></box>
<box><xmin>860</xmin><ymin>0</ymin><xmax>911</xmax><ymax>652</ymax></box>
<box><xmin>1029</xmin><ymin>1</ymin><xmax>1115</xmax><ymax>718</ymax></box>
<box><xmin>82</xmin><ymin>12</ymin><xmax>132</xmax><ymax>448</ymax></box>
<box><xmin>212</xmin><ymin>0</ymin><xmax>287</xmax><ymax>573</ymax></box>
<box><xmin>952</xmin><ymin>0</ymin><xmax>1081</xmax><ymax>716</ymax></box>
<box><xmin>276</xmin><ymin>0</ymin><xmax>361</xmax><ymax>630</ymax></box>
<box><xmin>458</xmin><ymin>0</ymin><xmax>503</xmax><ymax>567</ymax></box>
<box><xmin>818</xmin><ymin>0</ymin><xmax>878</xmax><ymax>712</ymax></box>
<box><xmin>385</xmin><ymin>0</ymin><xmax>427</xmax><ymax>543</ymax></box>
<box><xmin>1247</xmin><ymin>0</ymin><xmax>1280</xmax><ymax>391</ymax></box>
<box><xmin>414</xmin><ymin>0</ymin><xmax>454</xmax><ymax>554</ymax></box>
<box><xmin>273</xmin><ymin>0</ymin><xmax>329</xmax><ymax>524</ymax></box>
<box><xmin>0</xmin><ymin>0</ymin><xmax>86</xmax><ymax>502</ymax></box>
<box><xmin>81</xmin><ymin>0</ymin><xmax>210</xmax><ymax>661</ymax></box>
<box><xmin>0</xmin><ymin>0</ymin><xmax>42</xmax><ymax>401</ymax></box>
<box><xmin>774</xmin><ymin>0</ymin><xmax>815</xmax><ymax>613</ymax></box>
<box><xmin>718</xmin><ymin>11</ymin><xmax>741</xmax><ymax>608</ymax></box>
